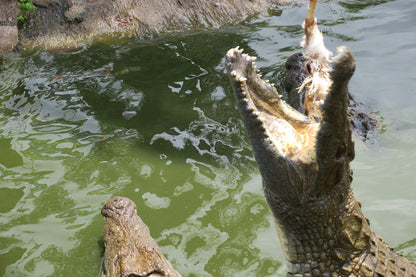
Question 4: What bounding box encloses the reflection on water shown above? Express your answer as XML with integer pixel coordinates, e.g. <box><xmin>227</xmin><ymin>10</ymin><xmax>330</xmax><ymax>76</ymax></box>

<box><xmin>0</xmin><ymin>0</ymin><xmax>415</xmax><ymax>276</ymax></box>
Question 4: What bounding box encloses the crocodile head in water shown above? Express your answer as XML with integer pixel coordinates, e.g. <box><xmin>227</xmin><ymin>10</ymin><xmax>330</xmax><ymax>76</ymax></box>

<box><xmin>225</xmin><ymin>0</ymin><xmax>416</xmax><ymax>276</ymax></box>
<box><xmin>101</xmin><ymin>196</ymin><xmax>181</xmax><ymax>277</ymax></box>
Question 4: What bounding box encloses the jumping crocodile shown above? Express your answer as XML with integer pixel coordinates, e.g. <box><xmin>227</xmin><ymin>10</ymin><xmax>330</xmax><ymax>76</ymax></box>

<box><xmin>225</xmin><ymin>0</ymin><xmax>416</xmax><ymax>276</ymax></box>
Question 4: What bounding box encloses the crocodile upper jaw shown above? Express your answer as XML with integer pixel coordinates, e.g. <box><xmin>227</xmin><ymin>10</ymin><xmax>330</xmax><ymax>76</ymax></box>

<box><xmin>225</xmin><ymin>46</ymin><xmax>355</xmax><ymax>204</ymax></box>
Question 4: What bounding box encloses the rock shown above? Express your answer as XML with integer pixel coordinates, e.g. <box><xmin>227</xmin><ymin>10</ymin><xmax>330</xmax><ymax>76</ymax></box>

<box><xmin>64</xmin><ymin>0</ymin><xmax>86</xmax><ymax>23</ymax></box>
<box><xmin>32</xmin><ymin>0</ymin><xmax>61</xmax><ymax>8</ymax></box>
<box><xmin>14</xmin><ymin>0</ymin><xmax>287</xmax><ymax>50</ymax></box>
<box><xmin>64</xmin><ymin>5</ymin><xmax>86</xmax><ymax>23</ymax></box>
<box><xmin>0</xmin><ymin>26</ymin><xmax>18</xmax><ymax>53</ymax></box>
<box><xmin>0</xmin><ymin>0</ymin><xmax>18</xmax><ymax>25</ymax></box>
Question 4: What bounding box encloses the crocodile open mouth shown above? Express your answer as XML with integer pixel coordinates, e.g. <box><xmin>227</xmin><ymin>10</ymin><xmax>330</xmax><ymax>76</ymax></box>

<box><xmin>226</xmin><ymin>47</ymin><xmax>320</xmax><ymax>164</ymax></box>
<box><xmin>225</xmin><ymin>0</ymin><xmax>356</xmax><ymax>201</ymax></box>
<box><xmin>225</xmin><ymin>0</ymin><xmax>342</xmax><ymax>166</ymax></box>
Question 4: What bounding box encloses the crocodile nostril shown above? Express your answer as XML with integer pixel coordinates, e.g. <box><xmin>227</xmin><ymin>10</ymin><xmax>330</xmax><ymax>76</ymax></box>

<box><xmin>335</xmin><ymin>145</ymin><xmax>345</xmax><ymax>160</ymax></box>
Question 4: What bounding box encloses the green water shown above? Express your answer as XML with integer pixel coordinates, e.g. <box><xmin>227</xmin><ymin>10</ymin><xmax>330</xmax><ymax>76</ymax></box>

<box><xmin>0</xmin><ymin>0</ymin><xmax>415</xmax><ymax>276</ymax></box>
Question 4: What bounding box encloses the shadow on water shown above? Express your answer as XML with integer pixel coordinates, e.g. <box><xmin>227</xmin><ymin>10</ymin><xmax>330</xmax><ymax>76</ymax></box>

<box><xmin>0</xmin><ymin>0</ymin><xmax>415</xmax><ymax>276</ymax></box>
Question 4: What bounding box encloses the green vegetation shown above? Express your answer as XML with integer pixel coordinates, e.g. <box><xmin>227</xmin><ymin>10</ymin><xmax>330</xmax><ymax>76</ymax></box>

<box><xmin>17</xmin><ymin>0</ymin><xmax>35</xmax><ymax>22</ymax></box>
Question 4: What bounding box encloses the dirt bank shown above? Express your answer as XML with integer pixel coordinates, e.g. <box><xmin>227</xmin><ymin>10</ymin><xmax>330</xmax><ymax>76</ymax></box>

<box><xmin>0</xmin><ymin>0</ymin><xmax>291</xmax><ymax>53</ymax></box>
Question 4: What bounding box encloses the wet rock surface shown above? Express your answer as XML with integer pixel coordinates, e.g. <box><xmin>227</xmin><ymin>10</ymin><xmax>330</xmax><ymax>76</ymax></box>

<box><xmin>64</xmin><ymin>0</ymin><xmax>85</xmax><ymax>23</ymax></box>
<box><xmin>0</xmin><ymin>0</ymin><xmax>18</xmax><ymax>25</ymax></box>
<box><xmin>0</xmin><ymin>0</ymin><xmax>19</xmax><ymax>53</ymax></box>
<box><xmin>0</xmin><ymin>0</ymin><xmax>289</xmax><ymax>53</ymax></box>
<box><xmin>0</xmin><ymin>26</ymin><xmax>18</xmax><ymax>53</ymax></box>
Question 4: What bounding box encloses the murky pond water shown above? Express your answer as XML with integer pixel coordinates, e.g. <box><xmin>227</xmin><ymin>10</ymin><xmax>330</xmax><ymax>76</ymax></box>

<box><xmin>1</xmin><ymin>0</ymin><xmax>415</xmax><ymax>276</ymax></box>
